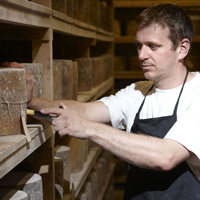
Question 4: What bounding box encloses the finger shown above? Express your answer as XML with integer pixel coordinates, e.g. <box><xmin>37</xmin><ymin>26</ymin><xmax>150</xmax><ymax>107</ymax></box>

<box><xmin>2</xmin><ymin>62</ymin><xmax>25</xmax><ymax>69</ymax></box>
<box><xmin>54</xmin><ymin>122</ymin><xmax>67</xmax><ymax>132</ymax></box>
<box><xmin>41</xmin><ymin>107</ymin><xmax>63</xmax><ymax>115</ymax></box>
<box><xmin>58</xmin><ymin>127</ymin><xmax>71</xmax><ymax>137</ymax></box>
<box><xmin>58</xmin><ymin>102</ymin><xmax>67</xmax><ymax>109</ymax></box>
<box><xmin>52</xmin><ymin>115</ymin><xmax>64</xmax><ymax>125</ymax></box>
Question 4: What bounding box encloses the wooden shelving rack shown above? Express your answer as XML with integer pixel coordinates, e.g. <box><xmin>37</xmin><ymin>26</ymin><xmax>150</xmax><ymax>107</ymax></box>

<box><xmin>0</xmin><ymin>0</ymin><xmax>115</xmax><ymax>199</ymax></box>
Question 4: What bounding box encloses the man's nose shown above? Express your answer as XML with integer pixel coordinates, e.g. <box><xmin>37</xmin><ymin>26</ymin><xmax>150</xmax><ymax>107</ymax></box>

<box><xmin>138</xmin><ymin>46</ymin><xmax>149</xmax><ymax>60</ymax></box>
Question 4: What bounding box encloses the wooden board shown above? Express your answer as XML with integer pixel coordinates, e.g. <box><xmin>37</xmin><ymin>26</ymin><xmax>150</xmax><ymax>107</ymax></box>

<box><xmin>0</xmin><ymin>125</ymin><xmax>51</xmax><ymax>179</ymax></box>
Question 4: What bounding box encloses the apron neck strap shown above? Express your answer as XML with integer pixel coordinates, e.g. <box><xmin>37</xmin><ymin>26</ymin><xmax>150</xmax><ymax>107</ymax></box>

<box><xmin>137</xmin><ymin>69</ymin><xmax>189</xmax><ymax>116</ymax></box>
<box><xmin>173</xmin><ymin>69</ymin><xmax>189</xmax><ymax>115</ymax></box>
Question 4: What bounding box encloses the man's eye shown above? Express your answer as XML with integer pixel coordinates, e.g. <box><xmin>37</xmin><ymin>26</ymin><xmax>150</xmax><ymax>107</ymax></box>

<box><xmin>135</xmin><ymin>43</ymin><xmax>142</xmax><ymax>50</ymax></box>
<box><xmin>149</xmin><ymin>44</ymin><xmax>156</xmax><ymax>49</ymax></box>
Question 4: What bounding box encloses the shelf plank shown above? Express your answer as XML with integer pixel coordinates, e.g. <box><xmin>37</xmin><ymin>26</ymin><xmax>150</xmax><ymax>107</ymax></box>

<box><xmin>71</xmin><ymin>147</ymin><xmax>102</xmax><ymax>197</ymax></box>
<box><xmin>52</xmin><ymin>10</ymin><xmax>96</xmax><ymax>39</ymax></box>
<box><xmin>0</xmin><ymin>1</ymin><xmax>113</xmax><ymax>42</ymax></box>
<box><xmin>115</xmin><ymin>71</ymin><xmax>144</xmax><ymax>79</ymax></box>
<box><xmin>115</xmin><ymin>36</ymin><xmax>135</xmax><ymax>43</ymax></box>
<box><xmin>97</xmin><ymin>28</ymin><xmax>114</xmax><ymax>42</ymax></box>
<box><xmin>52</xmin><ymin>10</ymin><xmax>113</xmax><ymax>42</ymax></box>
<box><xmin>77</xmin><ymin>77</ymin><xmax>114</xmax><ymax>102</ymax></box>
<box><xmin>0</xmin><ymin>124</ymin><xmax>52</xmax><ymax>179</ymax></box>
<box><xmin>0</xmin><ymin>0</ymin><xmax>51</xmax><ymax>27</ymax></box>
<box><xmin>115</xmin><ymin>35</ymin><xmax>200</xmax><ymax>44</ymax></box>
<box><xmin>114</xmin><ymin>0</ymin><xmax>200</xmax><ymax>8</ymax></box>
<box><xmin>2</xmin><ymin>0</ymin><xmax>52</xmax><ymax>14</ymax></box>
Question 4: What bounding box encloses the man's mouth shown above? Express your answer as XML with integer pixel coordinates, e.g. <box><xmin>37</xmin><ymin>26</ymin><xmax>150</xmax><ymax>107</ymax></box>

<box><xmin>141</xmin><ymin>64</ymin><xmax>153</xmax><ymax>71</ymax></box>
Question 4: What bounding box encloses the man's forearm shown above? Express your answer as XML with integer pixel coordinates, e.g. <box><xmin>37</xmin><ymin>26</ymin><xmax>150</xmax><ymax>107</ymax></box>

<box><xmin>28</xmin><ymin>97</ymin><xmax>86</xmax><ymax>115</ymax></box>
<box><xmin>87</xmin><ymin>121</ymin><xmax>190</xmax><ymax>171</ymax></box>
<box><xmin>28</xmin><ymin>98</ymin><xmax>110</xmax><ymax>123</ymax></box>
<box><xmin>41</xmin><ymin>104</ymin><xmax>190</xmax><ymax>171</ymax></box>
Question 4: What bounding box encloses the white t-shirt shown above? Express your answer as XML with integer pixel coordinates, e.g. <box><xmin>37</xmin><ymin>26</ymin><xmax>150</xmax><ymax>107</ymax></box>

<box><xmin>99</xmin><ymin>72</ymin><xmax>200</xmax><ymax>175</ymax></box>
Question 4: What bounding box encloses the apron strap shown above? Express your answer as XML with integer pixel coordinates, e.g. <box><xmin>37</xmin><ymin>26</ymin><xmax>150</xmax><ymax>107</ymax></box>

<box><xmin>137</xmin><ymin>84</ymin><xmax>154</xmax><ymax>114</ymax></box>
<box><xmin>173</xmin><ymin>69</ymin><xmax>188</xmax><ymax>115</ymax></box>
<box><xmin>136</xmin><ymin>69</ymin><xmax>189</xmax><ymax>117</ymax></box>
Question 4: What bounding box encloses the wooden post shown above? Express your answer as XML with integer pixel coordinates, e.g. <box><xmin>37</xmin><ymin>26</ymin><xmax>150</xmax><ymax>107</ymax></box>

<box><xmin>32</xmin><ymin>28</ymin><xmax>53</xmax><ymax>100</ymax></box>
<box><xmin>25</xmin><ymin>130</ymin><xmax>55</xmax><ymax>200</ymax></box>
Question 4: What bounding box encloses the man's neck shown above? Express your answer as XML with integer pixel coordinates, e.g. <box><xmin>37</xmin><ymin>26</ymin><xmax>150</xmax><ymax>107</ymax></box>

<box><xmin>155</xmin><ymin>68</ymin><xmax>194</xmax><ymax>90</ymax></box>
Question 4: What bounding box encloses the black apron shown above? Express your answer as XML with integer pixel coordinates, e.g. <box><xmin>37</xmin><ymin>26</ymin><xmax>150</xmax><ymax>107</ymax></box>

<box><xmin>124</xmin><ymin>70</ymin><xmax>200</xmax><ymax>200</ymax></box>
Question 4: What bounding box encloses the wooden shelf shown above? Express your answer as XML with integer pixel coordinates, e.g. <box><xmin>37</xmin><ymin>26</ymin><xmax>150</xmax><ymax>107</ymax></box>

<box><xmin>52</xmin><ymin>10</ymin><xmax>96</xmax><ymax>39</ymax></box>
<box><xmin>78</xmin><ymin>77</ymin><xmax>114</xmax><ymax>102</ymax></box>
<box><xmin>52</xmin><ymin>10</ymin><xmax>113</xmax><ymax>42</ymax></box>
<box><xmin>115</xmin><ymin>71</ymin><xmax>144</xmax><ymax>79</ymax></box>
<box><xmin>114</xmin><ymin>0</ymin><xmax>200</xmax><ymax>8</ymax></box>
<box><xmin>115</xmin><ymin>36</ymin><xmax>135</xmax><ymax>44</ymax></box>
<box><xmin>0</xmin><ymin>124</ymin><xmax>52</xmax><ymax>179</ymax></box>
<box><xmin>0</xmin><ymin>0</ymin><xmax>51</xmax><ymax>28</ymax></box>
<box><xmin>115</xmin><ymin>35</ymin><xmax>200</xmax><ymax>44</ymax></box>
<box><xmin>71</xmin><ymin>147</ymin><xmax>102</xmax><ymax>197</ymax></box>
<box><xmin>0</xmin><ymin>0</ymin><xmax>113</xmax><ymax>42</ymax></box>
<box><xmin>0</xmin><ymin>1</ymin><xmax>115</xmax><ymax>199</ymax></box>
<box><xmin>97</xmin><ymin>28</ymin><xmax>114</xmax><ymax>42</ymax></box>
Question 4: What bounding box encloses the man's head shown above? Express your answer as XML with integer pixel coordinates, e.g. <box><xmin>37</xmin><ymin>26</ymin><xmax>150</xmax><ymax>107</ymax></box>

<box><xmin>136</xmin><ymin>4</ymin><xmax>194</xmax><ymax>50</ymax></box>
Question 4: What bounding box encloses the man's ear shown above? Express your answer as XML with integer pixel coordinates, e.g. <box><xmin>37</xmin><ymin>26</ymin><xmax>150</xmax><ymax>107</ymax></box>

<box><xmin>178</xmin><ymin>38</ymin><xmax>190</xmax><ymax>60</ymax></box>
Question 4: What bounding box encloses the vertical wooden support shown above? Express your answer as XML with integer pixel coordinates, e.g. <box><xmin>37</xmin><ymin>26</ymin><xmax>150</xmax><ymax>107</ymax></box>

<box><xmin>32</xmin><ymin>28</ymin><xmax>53</xmax><ymax>100</ymax></box>
<box><xmin>25</xmin><ymin>126</ymin><xmax>55</xmax><ymax>200</ymax></box>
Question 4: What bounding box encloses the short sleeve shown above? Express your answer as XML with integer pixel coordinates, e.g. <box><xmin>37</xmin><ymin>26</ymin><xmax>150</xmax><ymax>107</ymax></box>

<box><xmin>165</xmin><ymin>98</ymin><xmax>200</xmax><ymax>161</ymax></box>
<box><xmin>99</xmin><ymin>84</ymin><xmax>135</xmax><ymax>130</ymax></box>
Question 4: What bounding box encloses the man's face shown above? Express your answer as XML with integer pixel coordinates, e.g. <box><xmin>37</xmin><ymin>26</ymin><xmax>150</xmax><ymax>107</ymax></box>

<box><xmin>135</xmin><ymin>23</ymin><xmax>180</xmax><ymax>83</ymax></box>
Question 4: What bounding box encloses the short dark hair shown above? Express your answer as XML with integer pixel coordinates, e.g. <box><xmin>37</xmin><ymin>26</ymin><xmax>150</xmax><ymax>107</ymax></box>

<box><xmin>136</xmin><ymin>4</ymin><xmax>194</xmax><ymax>50</ymax></box>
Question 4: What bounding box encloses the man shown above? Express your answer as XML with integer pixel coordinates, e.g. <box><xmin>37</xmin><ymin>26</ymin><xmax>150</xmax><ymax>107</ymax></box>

<box><xmin>5</xmin><ymin>4</ymin><xmax>200</xmax><ymax>199</ymax></box>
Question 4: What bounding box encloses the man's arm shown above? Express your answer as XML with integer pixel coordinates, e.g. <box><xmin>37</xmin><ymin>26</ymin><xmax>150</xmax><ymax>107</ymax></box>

<box><xmin>29</xmin><ymin>97</ymin><xmax>111</xmax><ymax>124</ymax></box>
<box><xmin>88</xmin><ymin>122</ymin><xmax>191</xmax><ymax>171</ymax></box>
<box><xmin>1</xmin><ymin>62</ymin><xmax>111</xmax><ymax>124</ymax></box>
<box><xmin>42</xmin><ymin>104</ymin><xmax>191</xmax><ymax>171</ymax></box>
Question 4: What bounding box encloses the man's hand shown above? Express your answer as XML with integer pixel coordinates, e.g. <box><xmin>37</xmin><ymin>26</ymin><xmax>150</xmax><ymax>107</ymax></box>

<box><xmin>2</xmin><ymin>62</ymin><xmax>33</xmax><ymax>104</ymax></box>
<box><xmin>41</xmin><ymin>102</ymin><xmax>91</xmax><ymax>139</ymax></box>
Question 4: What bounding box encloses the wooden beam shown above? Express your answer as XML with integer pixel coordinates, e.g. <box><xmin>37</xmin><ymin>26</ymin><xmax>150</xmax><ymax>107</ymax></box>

<box><xmin>114</xmin><ymin>0</ymin><xmax>200</xmax><ymax>8</ymax></box>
